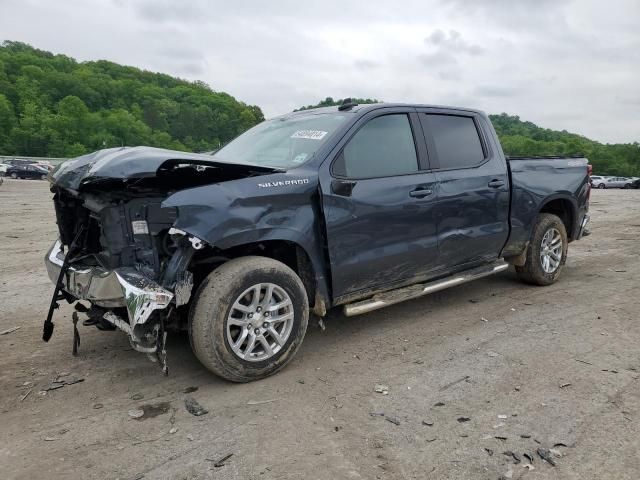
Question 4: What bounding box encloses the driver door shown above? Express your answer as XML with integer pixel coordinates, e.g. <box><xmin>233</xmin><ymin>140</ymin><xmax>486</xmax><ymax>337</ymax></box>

<box><xmin>320</xmin><ymin>109</ymin><xmax>440</xmax><ymax>301</ymax></box>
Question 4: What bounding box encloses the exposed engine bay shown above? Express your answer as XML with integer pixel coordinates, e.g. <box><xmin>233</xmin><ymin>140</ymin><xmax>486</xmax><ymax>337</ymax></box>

<box><xmin>44</xmin><ymin>150</ymin><xmax>280</xmax><ymax>373</ymax></box>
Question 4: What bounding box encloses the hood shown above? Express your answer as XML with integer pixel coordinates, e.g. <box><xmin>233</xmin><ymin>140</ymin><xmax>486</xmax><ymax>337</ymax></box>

<box><xmin>51</xmin><ymin>146</ymin><xmax>281</xmax><ymax>191</ymax></box>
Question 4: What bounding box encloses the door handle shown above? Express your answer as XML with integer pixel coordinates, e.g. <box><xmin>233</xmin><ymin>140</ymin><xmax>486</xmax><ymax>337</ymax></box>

<box><xmin>409</xmin><ymin>188</ymin><xmax>433</xmax><ymax>198</ymax></box>
<box><xmin>488</xmin><ymin>179</ymin><xmax>505</xmax><ymax>188</ymax></box>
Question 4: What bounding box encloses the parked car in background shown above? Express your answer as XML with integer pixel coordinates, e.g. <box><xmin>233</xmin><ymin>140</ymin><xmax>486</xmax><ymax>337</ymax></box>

<box><xmin>593</xmin><ymin>176</ymin><xmax>634</xmax><ymax>189</ymax></box>
<box><xmin>35</xmin><ymin>162</ymin><xmax>54</xmax><ymax>171</ymax></box>
<box><xmin>0</xmin><ymin>162</ymin><xmax>8</xmax><ymax>176</ymax></box>
<box><xmin>3</xmin><ymin>159</ymin><xmax>38</xmax><ymax>167</ymax></box>
<box><xmin>590</xmin><ymin>175</ymin><xmax>606</xmax><ymax>188</ymax></box>
<box><xmin>6</xmin><ymin>164</ymin><xmax>49</xmax><ymax>180</ymax></box>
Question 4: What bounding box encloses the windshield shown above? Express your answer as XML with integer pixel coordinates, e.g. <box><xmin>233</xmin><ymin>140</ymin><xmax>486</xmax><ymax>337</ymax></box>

<box><xmin>213</xmin><ymin>112</ymin><xmax>350</xmax><ymax>168</ymax></box>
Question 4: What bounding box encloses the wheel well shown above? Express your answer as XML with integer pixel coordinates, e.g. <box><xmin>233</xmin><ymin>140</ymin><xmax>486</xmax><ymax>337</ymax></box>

<box><xmin>540</xmin><ymin>199</ymin><xmax>575</xmax><ymax>239</ymax></box>
<box><xmin>191</xmin><ymin>240</ymin><xmax>317</xmax><ymax>308</ymax></box>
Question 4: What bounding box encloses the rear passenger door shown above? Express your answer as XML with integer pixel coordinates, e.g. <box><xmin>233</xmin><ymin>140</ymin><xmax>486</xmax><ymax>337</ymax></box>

<box><xmin>320</xmin><ymin>108</ymin><xmax>440</xmax><ymax>300</ymax></box>
<box><xmin>417</xmin><ymin>109</ymin><xmax>510</xmax><ymax>268</ymax></box>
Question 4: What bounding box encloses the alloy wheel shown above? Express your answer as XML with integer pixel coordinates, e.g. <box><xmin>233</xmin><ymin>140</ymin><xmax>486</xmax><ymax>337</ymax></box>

<box><xmin>226</xmin><ymin>283</ymin><xmax>294</xmax><ymax>362</ymax></box>
<box><xmin>540</xmin><ymin>227</ymin><xmax>563</xmax><ymax>273</ymax></box>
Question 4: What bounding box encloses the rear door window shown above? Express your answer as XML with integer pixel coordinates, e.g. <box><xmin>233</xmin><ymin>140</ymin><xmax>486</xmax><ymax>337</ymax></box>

<box><xmin>424</xmin><ymin>114</ymin><xmax>485</xmax><ymax>169</ymax></box>
<box><xmin>333</xmin><ymin>114</ymin><xmax>419</xmax><ymax>178</ymax></box>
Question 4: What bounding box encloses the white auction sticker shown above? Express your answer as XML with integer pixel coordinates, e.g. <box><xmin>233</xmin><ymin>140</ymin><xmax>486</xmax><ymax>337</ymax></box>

<box><xmin>291</xmin><ymin>130</ymin><xmax>328</xmax><ymax>140</ymax></box>
<box><xmin>131</xmin><ymin>220</ymin><xmax>149</xmax><ymax>235</ymax></box>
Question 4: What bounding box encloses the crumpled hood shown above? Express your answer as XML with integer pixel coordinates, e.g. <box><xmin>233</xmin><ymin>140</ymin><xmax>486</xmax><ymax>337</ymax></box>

<box><xmin>50</xmin><ymin>146</ymin><xmax>278</xmax><ymax>191</ymax></box>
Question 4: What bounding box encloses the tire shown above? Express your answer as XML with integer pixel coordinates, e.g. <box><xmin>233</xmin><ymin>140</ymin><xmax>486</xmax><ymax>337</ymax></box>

<box><xmin>189</xmin><ymin>256</ymin><xmax>309</xmax><ymax>382</ymax></box>
<box><xmin>40</xmin><ymin>174</ymin><xmax>47</xmax><ymax>180</ymax></box>
<box><xmin>10</xmin><ymin>172</ymin><xmax>17</xmax><ymax>179</ymax></box>
<box><xmin>597</xmin><ymin>183</ymin><xmax>605</xmax><ymax>189</ymax></box>
<box><xmin>515</xmin><ymin>213</ymin><xmax>568</xmax><ymax>286</ymax></box>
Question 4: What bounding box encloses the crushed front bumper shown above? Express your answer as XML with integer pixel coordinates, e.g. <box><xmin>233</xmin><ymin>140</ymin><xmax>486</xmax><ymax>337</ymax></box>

<box><xmin>45</xmin><ymin>240</ymin><xmax>173</xmax><ymax>325</ymax></box>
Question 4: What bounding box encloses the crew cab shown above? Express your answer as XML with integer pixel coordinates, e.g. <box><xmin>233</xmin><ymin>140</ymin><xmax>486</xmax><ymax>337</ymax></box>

<box><xmin>43</xmin><ymin>101</ymin><xmax>591</xmax><ymax>381</ymax></box>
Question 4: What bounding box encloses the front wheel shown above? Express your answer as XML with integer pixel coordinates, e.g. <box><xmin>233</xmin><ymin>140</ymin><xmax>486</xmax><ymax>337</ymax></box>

<box><xmin>10</xmin><ymin>172</ymin><xmax>17</xmax><ymax>179</ymax></box>
<box><xmin>597</xmin><ymin>183</ymin><xmax>605</xmax><ymax>189</ymax></box>
<box><xmin>189</xmin><ymin>256</ymin><xmax>309</xmax><ymax>382</ymax></box>
<box><xmin>515</xmin><ymin>213</ymin><xmax>568</xmax><ymax>286</ymax></box>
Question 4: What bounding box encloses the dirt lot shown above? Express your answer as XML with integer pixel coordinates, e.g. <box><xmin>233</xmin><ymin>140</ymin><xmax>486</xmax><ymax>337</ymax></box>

<box><xmin>1</xmin><ymin>178</ymin><xmax>639</xmax><ymax>480</ymax></box>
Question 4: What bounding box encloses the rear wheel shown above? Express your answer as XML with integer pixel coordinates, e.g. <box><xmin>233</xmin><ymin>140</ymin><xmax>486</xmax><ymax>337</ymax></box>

<box><xmin>40</xmin><ymin>174</ymin><xmax>47</xmax><ymax>180</ymax></box>
<box><xmin>10</xmin><ymin>172</ymin><xmax>17</xmax><ymax>179</ymax></box>
<box><xmin>515</xmin><ymin>213</ymin><xmax>568</xmax><ymax>286</ymax></box>
<box><xmin>597</xmin><ymin>183</ymin><xmax>605</xmax><ymax>189</ymax></box>
<box><xmin>189</xmin><ymin>256</ymin><xmax>309</xmax><ymax>382</ymax></box>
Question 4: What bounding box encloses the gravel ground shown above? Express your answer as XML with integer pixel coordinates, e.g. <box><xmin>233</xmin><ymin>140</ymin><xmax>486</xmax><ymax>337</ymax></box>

<box><xmin>1</xmin><ymin>178</ymin><xmax>639</xmax><ymax>480</ymax></box>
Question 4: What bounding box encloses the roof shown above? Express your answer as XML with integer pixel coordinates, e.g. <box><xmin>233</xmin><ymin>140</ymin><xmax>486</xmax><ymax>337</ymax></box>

<box><xmin>283</xmin><ymin>102</ymin><xmax>486</xmax><ymax>118</ymax></box>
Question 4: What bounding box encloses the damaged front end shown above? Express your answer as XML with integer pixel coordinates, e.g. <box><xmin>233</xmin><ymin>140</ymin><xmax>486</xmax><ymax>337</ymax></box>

<box><xmin>43</xmin><ymin>147</ymin><xmax>277</xmax><ymax>373</ymax></box>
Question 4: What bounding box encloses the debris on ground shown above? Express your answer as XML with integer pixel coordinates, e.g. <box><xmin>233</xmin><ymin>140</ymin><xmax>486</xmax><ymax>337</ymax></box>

<box><xmin>182</xmin><ymin>386</ymin><xmax>198</xmax><ymax>393</ymax></box>
<box><xmin>481</xmin><ymin>317</ymin><xmax>489</xmax><ymax>322</ymax></box>
<box><xmin>20</xmin><ymin>388</ymin><xmax>33</xmax><ymax>402</ymax></box>
<box><xmin>484</xmin><ymin>448</ymin><xmax>494</xmax><ymax>456</ymax></box>
<box><xmin>520</xmin><ymin>434</ymin><xmax>531</xmax><ymax>439</ymax></box>
<box><xmin>433</xmin><ymin>402</ymin><xmax>445</xmax><ymax>407</ymax></box>
<box><xmin>184</xmin><ymin>396</ymin><xmax>208</xmax><ymax>416</ymax></box>
<box><xmin>457</xmin><ymin>417</ymin><xmax>471</xmax><ymax>423</ymax></box>
<box><xmin>0</xmin><ymin>326</ymin><xmax>21</xmax><ymax>335</ymax></box>
<box><xmin>537</xmin><ymin>447</ymin><xmax>556</xmax><ymax>466</ymax></box>
<box><xmin>421</xmin><ymin>420</ymin><xmax>434</xmax><ymax>426</ymax></box>
<box><xmin>559</xmin><ymin>382</ymin><xmax>572</xmax><ymax>388</ymax></box>
<box><xmin>128</xmin><ymin>409</ymin><xmax>144</xmax><ymax>419</ymax></box>
<box><xmin>385</xmin><ymin>416</ymin><xmax>400</xmax><ymax>426</ymax></box>
<box><xmin>207</xmin><ymin>453</ymin><xmax>233</xmax><ymax>468</ymax></box>
<box><xmin>487</xmin><ymin>351</ymin><xmax>500</xmax><ymax>357</ymax></box>
<box><xmin>130</xmin><ymin>393</ymin><xmax>144</xmax><ymax>400</ymax></box>
<box><xmin>523</xmin><ymin>452</ymin><xmax>534</xmax><ymax>463</ymax></box>
<box><xmin>374</xmin><ymin>384</ymin><xmax>389</xmax><ymax>395</ymax></box>
<box><xmin>503</xmin><ymin>451</ymin><xmax>521</xmax><ymax>464</ymax></box>
<box><xmin>575</xmin><ymin>359</ymin><xmax>593</xmax><ymax>366</ymax></box>
<box><xmin>439</xmin><ymin>375</ymin><xmax>470</xmax><ymax>391</ymax></box>
<box><xmin>93</xmin><ymin>403</ymin><xmax>103</xmax><ymax>409</ymax></box>
<box><xmin>497</xmin><ymin>414</ymin><xmax>508</xmax><ymax>419</ymax></box>
<box><xmin>549</xmin><ymin>448</ymin><xmax>565</xmax><ymax>457</ymax></box>
<box><xmin>246</xmin><ymin>398</ymin><xmax>279</xmax><ymax>405</ymax></box>
<box><xmin>169</xmin><ymin>427</ymin><xmax>178</xmax><ymax>434</ymax></box>
<box><xmin>495</xmin><ymin>436</ymin><xmax>508</xmax><ymax>441</ymax></box>
<box><xmin>370</xmin><ymin>412</ymin><xmax>385</xmax><ymax>417</ymax></box>
<box><xmin>43</xmin><ymin>375</ymin><xmax>85</xmax><ymax>391</ymax></box>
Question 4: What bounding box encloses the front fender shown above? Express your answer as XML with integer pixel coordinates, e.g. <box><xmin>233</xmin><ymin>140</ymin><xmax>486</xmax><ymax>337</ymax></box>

<box><xmin>162</xmin><ymin>170</ymin><xmax>330</xmax><ymax>307</ymax></box>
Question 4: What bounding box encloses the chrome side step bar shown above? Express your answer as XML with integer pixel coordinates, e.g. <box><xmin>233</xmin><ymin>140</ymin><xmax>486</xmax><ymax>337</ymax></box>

<box><xmin>343</xmin><ymin>262</ymin><xmax>510</xmax><ymax>317</ymax></box>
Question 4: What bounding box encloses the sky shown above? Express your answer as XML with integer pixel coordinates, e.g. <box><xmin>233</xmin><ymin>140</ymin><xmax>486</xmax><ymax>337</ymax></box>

<box><xmin>1</xmin><ymin>0</ymin><xmax>638</xmax><ymax>144</ymax></box>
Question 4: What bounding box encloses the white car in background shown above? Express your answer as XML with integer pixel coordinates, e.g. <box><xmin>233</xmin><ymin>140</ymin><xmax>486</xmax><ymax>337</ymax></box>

<box><xmin>592</xmin><ymin>176</ymin><xmax>634</xmax><ymax>189</ymax></box>
<box><xmin>590</xmin><ymin>175</ymin><xmax>606</xmax><ymax>188</ymax></box>
<box><xmin>0</xmin><ymin>162</ymin><xmax>8</xmax><ymax>175</ymax></box>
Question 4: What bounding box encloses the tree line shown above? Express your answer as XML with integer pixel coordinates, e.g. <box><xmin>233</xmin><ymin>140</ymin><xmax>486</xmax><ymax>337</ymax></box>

<box><xmin>0</xmin><ymin>42</ymin><xmax>637</xmax><ymax>176</ymax></box>
<box><xmin>0</xmin><ymin>41</ymin><xmax>263</xmax><ymax>157</ymax></box>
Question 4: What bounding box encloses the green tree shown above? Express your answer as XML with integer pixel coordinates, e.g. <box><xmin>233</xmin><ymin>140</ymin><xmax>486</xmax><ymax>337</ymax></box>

<box><xmin>0</xmin><ymin>40</ymin><xmax>264</xmax><ymax>157</ymax></box>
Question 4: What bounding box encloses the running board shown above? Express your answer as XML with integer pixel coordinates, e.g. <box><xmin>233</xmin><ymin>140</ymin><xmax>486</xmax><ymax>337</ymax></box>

<box><xmin>343</xmin><ymin>262</ymin><xmax>510</xmax><ymax>317</ymax></box>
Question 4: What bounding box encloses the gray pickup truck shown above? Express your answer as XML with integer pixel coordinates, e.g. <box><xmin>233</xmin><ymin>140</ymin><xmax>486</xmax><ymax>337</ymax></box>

<box><xmin>43</xmin><ymin>101</ymin><xmax>591</xmax><ymax>381</ymax></box>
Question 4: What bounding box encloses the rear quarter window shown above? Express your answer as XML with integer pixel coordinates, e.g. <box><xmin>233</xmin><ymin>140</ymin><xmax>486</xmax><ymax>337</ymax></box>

<box><xmin>424</xmin><ymin>114</ymin><xmax>485</xmax><ymax>169</ymax></box>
